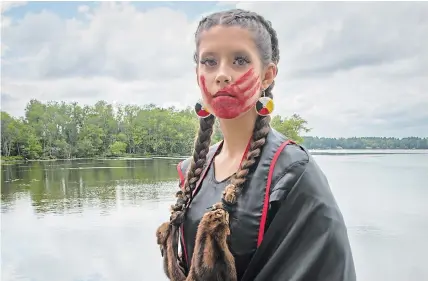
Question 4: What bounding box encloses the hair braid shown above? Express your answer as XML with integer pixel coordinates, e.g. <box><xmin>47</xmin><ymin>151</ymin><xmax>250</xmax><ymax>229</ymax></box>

<box><xmin>170</xmin><ymin>114</ymin><xmax>216</xmax><ymax>225</ymax></box>
<box><xmin>158</xmin><ymin>9</ymin><xmax>282</xmax><ymax>281</ymax></box>
<box><xmin>226</xmin><ymin>114</ymin><xmax>271</xmax><ymax>200</ymax></box>
<box><xmin>161</xmin><ymin>115</ymin><xmax>216</xmax><ymax>281</ymax></box>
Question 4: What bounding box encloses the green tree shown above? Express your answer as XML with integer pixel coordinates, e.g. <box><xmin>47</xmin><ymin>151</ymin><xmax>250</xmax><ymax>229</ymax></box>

<box><xmin>3</xmin><ymin>99</ymin><xmax>424</xmax><ymax>162</ymax></box>
<box><xmin>271</xmin><ymin>113</ymin><xmax>311</xmax><ymax>143</ymax></box>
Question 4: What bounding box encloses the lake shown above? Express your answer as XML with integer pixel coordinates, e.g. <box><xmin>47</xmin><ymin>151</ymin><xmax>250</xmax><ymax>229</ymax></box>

<box><xmin>2</xmin><ymin>150</ymin><xmax>428</xmax><ymax>281</ymax></box>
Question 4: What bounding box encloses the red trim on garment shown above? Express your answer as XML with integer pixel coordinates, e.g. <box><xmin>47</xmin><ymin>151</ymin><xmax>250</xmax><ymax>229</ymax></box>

<box><xmin>176</xmin><ymin>161</ymin><xmax>185</xmax><ymax>189</ymax></box>
<box><xmin>176</xmin><ymin>161</ymin><xmax>189</xmax><ymax>265</ymax></box>
<box><xmin>257</xmin><ymin>140</ymin><xmax>296</xmax><ymax>247</ymax></box>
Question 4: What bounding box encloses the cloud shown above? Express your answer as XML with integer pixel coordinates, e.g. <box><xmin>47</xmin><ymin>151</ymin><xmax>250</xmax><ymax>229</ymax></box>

<box><xmin>1</xmin><ymin>1</ymin><xmax>27</xmax><ymax>14</ymax></box>
<box><xmin>77</xmin><ymin>5</ymin><xmax>90</xmax><ymax>14</ymax></box>
<box><xmin>234</xmin><ymin>1</ymin><xmax>428</xmax><ymax>137</ymax></box>
<box><xmin>1</xmin><ymin>1</ymin><xmax>427</xmax><ymax>137</ymax></box>
<box><xmin>1</xmin><ymin>2</ymin><xmax>201</xmax><ymax>115</ymax></box>
<box><xmin>2</xmin><ymin>3</ymin><xmax>196</xmax><ymax>81</ymax></box>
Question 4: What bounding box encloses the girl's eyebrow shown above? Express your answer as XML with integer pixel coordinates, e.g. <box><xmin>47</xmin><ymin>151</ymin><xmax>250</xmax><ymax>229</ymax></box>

<box><xmin>232</xmin><ymin>50</ymin><xmax>251</xmax><ymax>57</ymax></box>
<box><xmin>199</xmin><ymin>51</ymin><xmax>217</xmax><ymax>57</ymax></box>
<box><xmin>200</xmin><ymin>50</ymin><xmax>250</xmax><ymax>57</ymax></box>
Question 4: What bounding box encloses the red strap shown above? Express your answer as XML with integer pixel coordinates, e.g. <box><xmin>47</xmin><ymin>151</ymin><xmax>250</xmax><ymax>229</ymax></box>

<box><xmin>176</xmin><ymin>160</ymin><xmax>189</xmax><ymax>266</ymax></box>
<box><xmin>176</xmin><ymin>161</ymin><xmax>185</xmax><ymax>191</ymax></box>
<box><xmin>257</xmin><ymin>140</ymin><xmax>295</xmax><ymax>247</ymax></box>
<box><xmin>177</xmin><ymin>139</ymin><xmax>291</xmax><ymax>259</ymax></box>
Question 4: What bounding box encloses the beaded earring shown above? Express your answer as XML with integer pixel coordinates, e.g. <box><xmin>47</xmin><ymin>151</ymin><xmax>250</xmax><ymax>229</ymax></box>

<box><xmin>194</xmin><ymin>100</ymin><xmax>212</xmax><ymax>118</ymax></box>
<box><xmin>255</xmin><ymin>90</ymin><xmax>274</xmax><ymax>116</ymax></box>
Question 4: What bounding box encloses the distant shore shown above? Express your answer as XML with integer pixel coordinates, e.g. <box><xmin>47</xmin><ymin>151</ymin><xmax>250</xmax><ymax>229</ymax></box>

<box><xmin>309</xmin><ymin>149</ymin><xmax>428</xmax><ymax>155</ymax></box>
<box><xmin>0</xmin><ymin>155</ymin><xmax>189</xmax><ymax>164</ymax></box>
<box><xmin>2</xmin><ymin>149</ymin><xmax>427</xmax><ymax>165</ymax></box>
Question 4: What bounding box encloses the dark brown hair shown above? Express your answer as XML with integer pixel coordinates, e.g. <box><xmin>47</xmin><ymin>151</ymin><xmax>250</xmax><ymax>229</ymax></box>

<box><xmin>169</xmin><ymin>8</ymin><xmax>280</xmax><ymax>224</ymax></box>
<box><xmin>159</xmin><ymin>9</ymin><xmax>281</xmax><ymax>280</ymax></box>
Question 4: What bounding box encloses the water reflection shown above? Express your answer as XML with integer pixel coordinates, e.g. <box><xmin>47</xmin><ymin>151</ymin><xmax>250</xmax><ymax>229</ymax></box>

<box><xmin>2</xmin><ymin>159</ymin><xmax>181</xmax><ymax>281</ymax></box>
<box><xmin>1</xmin><ymin>159</ymin><xmax>181</xmax><ymax>215</ymax></box>
<box><xmin>2</xmin><ymin>154</ymin><xmax>428</xmax><ymax>281</ymax></box>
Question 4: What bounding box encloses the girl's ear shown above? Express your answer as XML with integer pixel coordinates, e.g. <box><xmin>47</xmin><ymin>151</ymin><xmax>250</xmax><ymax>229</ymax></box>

<box><xmin>261</xmin><ymin>63</ymin><xmax>277</xmax><ymax>90</ymax></box>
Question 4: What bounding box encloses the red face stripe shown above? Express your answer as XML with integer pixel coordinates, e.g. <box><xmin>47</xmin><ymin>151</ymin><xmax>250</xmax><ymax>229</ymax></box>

<box><xmin>238</xmin><ymin>75</ymin><xmax>259</xmax><ymax>94</ymax></box>
<box><xmin>199</xmin><ymin>68</ymin><xmax>261</xmax><ymax>119</ymax></box>
<box><xmin>223</xmin><ymin>67</ymin><xmax>254</xmax><ymax>92</ymax></box>
<box><xmin>200</xmin><ymin>75</ymin><xmax>210</xmax><ymax>97</ymax></box>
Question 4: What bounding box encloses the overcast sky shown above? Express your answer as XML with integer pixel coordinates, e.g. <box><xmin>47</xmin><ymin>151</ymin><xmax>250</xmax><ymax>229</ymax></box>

<box><xmin>1</xmin><ymin>1</ymin><xmax>427</xmax><ymax>138</ymax></box>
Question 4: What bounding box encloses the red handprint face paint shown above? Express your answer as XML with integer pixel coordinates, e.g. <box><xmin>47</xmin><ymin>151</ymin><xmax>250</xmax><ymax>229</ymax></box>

<box><xmin>200</xmin><ymin>68</ymin><xmax>261</xmax><ymax>119</ymax></box>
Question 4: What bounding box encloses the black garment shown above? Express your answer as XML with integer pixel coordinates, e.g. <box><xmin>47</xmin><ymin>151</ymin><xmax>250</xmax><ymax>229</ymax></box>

<box><xmin>182</xmin><ymin>153</ymin><xmax>229</xmax><ymax>262</ymax></box>
<box><xmin>182</xmin><ymin>146</ymin><xmax>253</xmax><ymax>279</ymax></box>
<box><xmin>177</xmin><ymin>128</ymin><xmax>356</xmax><ymax>281</ymax></box>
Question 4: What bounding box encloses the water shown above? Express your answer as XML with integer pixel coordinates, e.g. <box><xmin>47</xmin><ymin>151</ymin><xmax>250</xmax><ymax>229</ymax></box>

<box><xmin>1</xmin><ymin>151</ymin><xmax>428</xmax><ymax>281</ymax></box>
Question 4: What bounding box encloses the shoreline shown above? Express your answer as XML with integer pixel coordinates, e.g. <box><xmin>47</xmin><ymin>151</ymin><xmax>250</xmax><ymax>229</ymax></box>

<box><xmin>0</xmin><ymin>155</ymin><xmax>190</xmax><ymax>164</ymax></box>
<box><xmin>2</xmin><ymin>149</ymin><xmax>427</xmax><ymax>164</ymax></box>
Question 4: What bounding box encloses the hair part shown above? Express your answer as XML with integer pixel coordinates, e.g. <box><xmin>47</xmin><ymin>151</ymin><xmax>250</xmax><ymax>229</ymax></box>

<box><xmin>193</xmin><ymin>9</ymin><xmax>279</xmax><ymax>67</ymax></box>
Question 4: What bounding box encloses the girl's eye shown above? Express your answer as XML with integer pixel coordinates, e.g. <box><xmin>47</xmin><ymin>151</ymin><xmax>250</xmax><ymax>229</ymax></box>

<box><xmin>200</xmin><ymin>58</ymin><xmax>217</xmax><ymax>67</ymax></box>
<box><xmin>200</xmin><ymin>56</ymin><xmax>250</xmax><ymax>67</ymax></box>
<box><xmin>234</xmin><ymin>56</ymin><xmax>250</xmax><ymax>66</ymax></box>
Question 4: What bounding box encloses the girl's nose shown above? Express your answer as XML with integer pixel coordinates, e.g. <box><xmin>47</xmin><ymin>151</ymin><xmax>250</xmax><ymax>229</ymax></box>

<box><xmin>216</xmin><ymin>73</ymin><xmax>232</xmax><ymax>88</ymax></box>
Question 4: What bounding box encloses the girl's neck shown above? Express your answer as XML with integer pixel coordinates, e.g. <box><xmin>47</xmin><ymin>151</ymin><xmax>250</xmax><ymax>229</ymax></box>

<box><xmin>218</xmin><ymin>110</ymin><xmax>258</xmax><ymax>159</ymax></box>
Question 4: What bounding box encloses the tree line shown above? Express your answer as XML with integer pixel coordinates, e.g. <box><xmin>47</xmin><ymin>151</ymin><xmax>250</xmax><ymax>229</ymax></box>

<box><xmin>303</xmin><ymin>136</ymin><xmax>427</xmax><ymax>150</ymax></box>
<box><xmin>1</xmin><ymin>99</ymin><xmax>313</xmax><ymax>161</ymax></box>
<box><xmin>1</xmin><ymin>99</ymin><xmax>426</xmax><ymax>162</ymax></box>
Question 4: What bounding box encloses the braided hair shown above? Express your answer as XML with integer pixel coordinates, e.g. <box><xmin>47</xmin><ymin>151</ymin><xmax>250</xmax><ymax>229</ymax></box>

<box><xmin>169</xmin><ymin>8</ymin><xmax>280</xmax><ymax>224</ymax></box>
<box><xmin>158</xmin><ymin>9</ymin><xmax>281</xmax><ymax>280</ymax></box>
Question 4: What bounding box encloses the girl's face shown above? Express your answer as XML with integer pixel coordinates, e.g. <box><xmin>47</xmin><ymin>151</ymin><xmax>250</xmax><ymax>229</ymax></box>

<box><xmin>196</xmin><ymin>25</ymin><xmax>276</xmax><ymax>120</ymax></box>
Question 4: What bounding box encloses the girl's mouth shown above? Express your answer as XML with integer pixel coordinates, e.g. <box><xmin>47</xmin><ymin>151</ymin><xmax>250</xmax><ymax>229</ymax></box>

<box><xmin>214</xmin><ymin>91</ymin><xmax>235</xmax><ymax>98</ymax></box>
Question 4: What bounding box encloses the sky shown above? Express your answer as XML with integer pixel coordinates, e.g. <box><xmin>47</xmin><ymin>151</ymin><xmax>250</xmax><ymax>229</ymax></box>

<box><xmin>1</xmin><ymin>1</ymin><xmax>427</xmax><ymax>138</ymax></box>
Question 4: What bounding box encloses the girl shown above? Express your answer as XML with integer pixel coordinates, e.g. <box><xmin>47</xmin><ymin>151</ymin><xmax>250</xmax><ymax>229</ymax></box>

<box><xmin>156</xmin><ymin>8</ymin><xmax>356</xmax><ymax>281</ymax></box>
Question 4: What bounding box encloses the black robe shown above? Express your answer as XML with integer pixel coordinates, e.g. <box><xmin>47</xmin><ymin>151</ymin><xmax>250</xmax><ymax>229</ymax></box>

<box><xmin>176</xmin><ymin>128</ymin><xmax>356</xmax><ymax>281</ymax></box>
